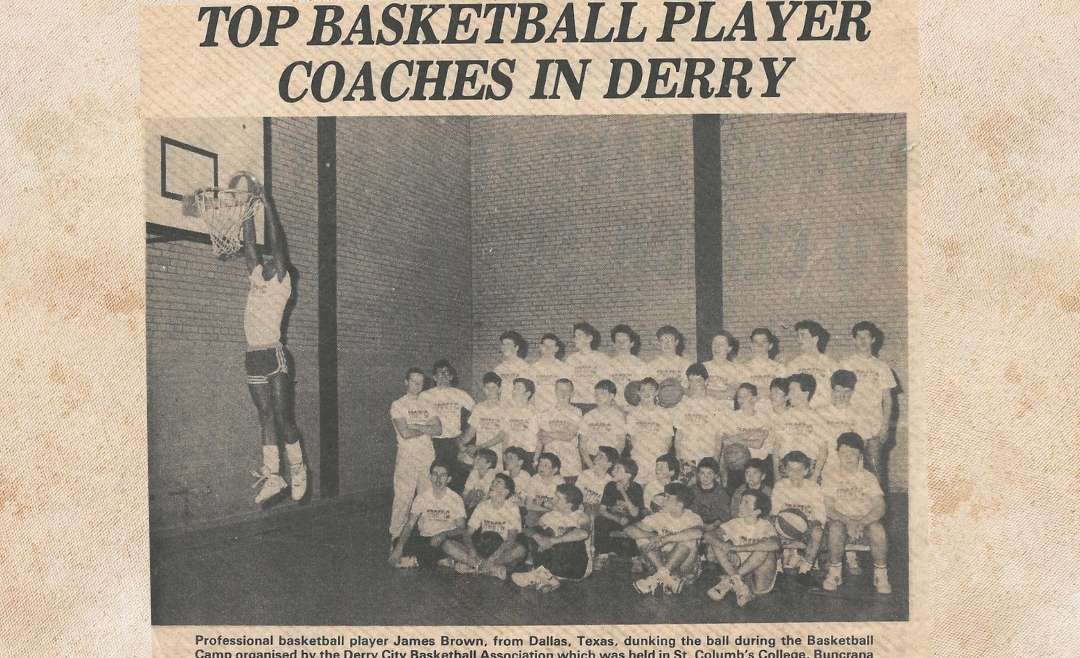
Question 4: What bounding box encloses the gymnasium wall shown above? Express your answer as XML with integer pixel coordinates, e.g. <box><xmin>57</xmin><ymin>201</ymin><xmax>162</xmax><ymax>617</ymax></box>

<box><xmin>147</xmin><ymin>118</ymin><xmax>322</xmax><ymax>531</ymax></box>
<box><xmin>469</xmin><ymin>116</ymin><xmax>697</xmax><ymax>390</ymax></box>
<box><xmin>715</xmin><ymin>114</ymin><xmax>909</xmax><ymax>490</ymax></box>
<box><xmin>335</xmin><ymin>117</ymin><xmax>473</xmax><ymax>497</ymax></box>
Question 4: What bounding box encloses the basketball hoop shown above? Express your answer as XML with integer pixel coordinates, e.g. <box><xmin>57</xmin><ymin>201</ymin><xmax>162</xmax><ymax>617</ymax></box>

<box><xmin>194</xmin><ymin>172</ymin><xmax>264</xmax><ymax>258</ymax></box>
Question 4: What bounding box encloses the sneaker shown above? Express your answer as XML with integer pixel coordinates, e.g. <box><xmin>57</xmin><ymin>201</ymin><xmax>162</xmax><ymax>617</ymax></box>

<box><xmin>796</xmin><ymin>558</ymin><xmax>814</xmax><ymax>575</ymax></box>
<box><xmin>396</xmin><ymin>556</ymin><xmax>419</xmax><ymax>569</ymax></box>
<box><xmin>846</xmin><ymin>551</ymin><xmax>862</xmax><ymax>575</ymax></box>
<box><xmin>488</xmin><ymin>565</ymin><xmax>508</xmax><ymax>580</ymax></box>
<box><xmin>289</xmin><ymin>462</ymin><xmax>308</xmax><ymax>501</ymax></box>
<box><xmin>634</xmin><ymin>572</ymin><xmax>662</xmax><ymax>595</ymax></box>
<box><xmin>594</xmin><ymin>553</ymin><xmax>612</xmax><ymax>572</ymax></box>
<box><xmin>537</xmin><ymin>569</ymin><xmax>562</xmax><ymax>592</ymax></box>
<box><xmin>436</xmin><ymin>558</ymin><xmax>456</xmax><ymax>569</ymax></box>
<box><xmin>823</xmin><ymin>564</ymin><xmax>843</xmax><ymax>592</ymax></box>
<box><xmin>706</xmin><ymin>577</ymin><xmax>734</xmax><ymax>602</ymax></box>
<box><xmin>873</xmin><ymin>567</ymin><xmax>892</xmax><ymax>594</ymax></box>
<box><xmin>251</xmin><ymin>467</ymin><xmax>287</xmax><ymax>504</ymax></box>
<box><xmin>660</xmin><ymin>571</ymin><xmax>684</xmax><ymax>594</ymax></box>
<box><xmin>454</xmin><ymin>562</ymin><xmax>478</xmax><ymax>575</ymax></box>
<box><xmin>733</xmin><ymin>578</ymin><xmax>753</xmax><ymax>607</ymax></box>
<box><xmin>512</xmin><ymin>568</ymin><xmax>545</xmax><ymax>588</ymax></box>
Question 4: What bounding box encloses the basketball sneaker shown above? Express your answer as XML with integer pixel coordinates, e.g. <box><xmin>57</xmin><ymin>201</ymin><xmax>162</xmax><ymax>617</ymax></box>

<box><xmin>436</xmin><ymin>558</ymin><xmax>456</xmax><ymax>569</ymax></box>
<box><xmin>733</xmin><ymin>578</ymin><xmax>753</xmax><ymax>607</ymax></box>
<box><xmin>633</xmin><ymin>572</ymin><xmax>663</xmax><ymax>595</ymax></box>
<box><xmin>396</xmin><ymin>556</ymin><xmax>419</xmax><ymax>569</ymax></box>
<box><xmin>706</xmin><ymin>576</ymin><xmax>734</xmax><ymax>601</ymax></box>
<box><xmin>289</xmin><ymin>461</ymin><xmax>308</xmax><ymax>501</ymax></box>
<box><xmin>252</xmin><ymin>467</ymin><xmax>287</xmax><ymax>504</ymax></box>
<box><xmin>454</xmin><ymin>562</ymin><xmax>479</xmax><ymax>575</ymax></box>
<box><xmin>662</xmin><ymin>573</ymin><xmax>685</xmax><ymax>595</ymax></box>
<box><xmin>846</xmin><ymin>550</ymin><xmax>862</xmax><ymax>575</ymax></box>
<box><xmin>873</xmin><ymin>566</ymin><xmax>892</xmax><ymax>594</ymax></box>
<box><xmin>823</xmin><ymin>563</ymin><xmax>843</xmax><ymax>591</ymax></box>
<box><xmin>512</xmin><ymin>566</ymin><xmax>554</xmax><ymax>589</ymax></box>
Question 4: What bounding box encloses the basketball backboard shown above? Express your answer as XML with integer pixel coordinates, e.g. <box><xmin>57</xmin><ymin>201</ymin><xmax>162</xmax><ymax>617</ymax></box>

<box><xmin>145</xmin><ymin>117</ymin><xmax>267</xmax><ymax>246</ymax></box>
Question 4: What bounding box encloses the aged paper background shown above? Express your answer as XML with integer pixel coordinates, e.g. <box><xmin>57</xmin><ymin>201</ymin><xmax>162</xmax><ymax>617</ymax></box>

<box><xmin>2</xmin><ymin>0</ymin><xmax>1077</xmax><ymax>656</ymax></box>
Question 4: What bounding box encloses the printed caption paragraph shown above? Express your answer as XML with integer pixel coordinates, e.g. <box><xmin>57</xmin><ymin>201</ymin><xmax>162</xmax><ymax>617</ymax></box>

<box><xmin>189</xmin><ymin>632</ymin><xmax>880</xmax><ymax>658</ymax></box>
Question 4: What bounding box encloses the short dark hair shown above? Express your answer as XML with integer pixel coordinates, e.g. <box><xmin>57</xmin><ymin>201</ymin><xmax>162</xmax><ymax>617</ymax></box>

<box><xmin>617</xmin><ymin>457</ymin><xmax>639</xmax><ymax>479</ymax></box>
<box><xmin>830</xmin><ymin>369</ymin><xmax>857</xmax><ymax>390</ymax></box>
<box><xmin>686</xmin><ymin>362</ymin><xmax>709</xmax><ymax>380</ymax></box>
<box><xmin>781</xmin><ymin>450</ymin><xmax>813</xmax><ymax>472</ymax></box>
<box><xmin>499</xmin><ymin>330</ymin><xmax>528</xmax><ymax>358</ymax></box>
<box><xmin>433</xmin><ymin>358</ymin><xmax>455</xmax><ymax>376</ymax></box>
<box><xmin>733</xmin><ymin>382</ymin><xmax>758</xmax><ymax>410</ymax></box>
<box><xmin>406</xmin><ymin>367</ymin><xmax>425</xmax><ymax>380</ymax></box>
<box><xmin>611</xmin><ymin>324</ymin><xmax>642</xmax><ymax>356</ymax></box>
<box><xmin>538</xmin><ymin>452</ymin><xmax>561</xmax><ymax>473</ymax></box>
<box><xmin>475</xmin><ymin>448</ymin><xmax>498</xmax><ymax>468</ymax></box>
<box><xmin>513</xmin><ymin>377</ymin><xmax>535</xmax><ymax>398</ymax></box>
<box><xmin>573</xmin><ymin>322</ymin><xmax>601</xmax><ymax>350</ymax></box>
<box><xmin>769</xmin><ymin>377</ymin><xmax>789</xmax><ymax>394</ymax></box>
<box><xmin>836</xmin><ymin>431</ymin><xmax>866</xmax><ymax>453</ymax></box>
<box><xmin>750</xmin><ymin>327</ymin><xmax>780</xmax><ymax>360</ymax></box>
<box><xmin>656</xmin><ymin>453</ymin><xmax>680</xmax><ymax>475</ymax></box>
<box><xmin>712</xmin><ymin>330</ymin><xmax>740</xmax><ymax>361</ymax></box>
<box><xmin>743</xmin><ymin>489</ymin><xmax>772</xmax><ymax>517</ymax></box>
<box><xmin>697</xmin><ymin>457</ymin><xmax>721</xmax><ymax>474</ymax></box>
<box><xmin>493</xmin><ymin>472</ymin><xmax>515</xmax><ymax>495</ymax></box>
<box><xmin>788</xmin><ymin>372</ymin><xmax>817</xmax><ymax>401</ymax></box>
<box><xmin>664</xmin><ymin>482</ymin><xmax>695</xmax><ymax>508</ymax></box>
<box><xmin>595</xmin><ymin>379</ymin><xmax>617</xmax><ymax>395</ymax></box>
<box><xmin>482</xmin><ymin>371</ymin><xmax>503</xmax><ymax>387</ymax></box>
<box><xmin>555</xmin><ymin>377</ymin><xmax>574</xmax><ymax>391</ymax></box>
<box><xmin>656</xmin><ymin>325</ymin><xmax>686</xmax><ymax>356</ymax></box>
<box><xmin>639</xmin><ymin>377</ymin><xmax>660</xmax><ymax>391</ymax></box>
<box><xmin>794</xmin><ymin>320</ymin><xmax>830</xmax><ymax>353</ymax></box>
<box><xmin>429</xmin><ymin>460</ymin><xmax>453</xmax><ymax>474</ymax></box>
<box><xmin>540</xmin><ymin>333</ymin><xmax>566</xmax><ymax>360</ymax></box>
<box><xmin>594</xmin><ymin>446</ymin><xmax>620</xmax><ymax>468</ymax></box>
<box><xmin>851</xmin><ymin>321</ymin><xmax>885</xmax><ymax>355</ymax></box>
<box><xmin>744</xmin><ymin>458</ymin><xmax>769</xmax><ymax>475</ymax></box>
<box><xmin>503</xmin><ymin>446</ymin><xmax>529</xmax><ymax>463</ymax></box>
<box><xmin>556</xmin><ymin>483</ymin><xmax>584</xmax><ymax>510</ymax></box>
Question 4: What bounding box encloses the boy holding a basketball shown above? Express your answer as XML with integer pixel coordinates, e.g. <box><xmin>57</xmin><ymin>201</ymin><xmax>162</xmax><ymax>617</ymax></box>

<box><xmin>704</xmin><ymin>490</ymin><xmax>779</xmax><ymax>607</ymax></box>
<box><xmin>822</xmin><ymin>432</ymin><xmax>892</xmax><ymax>594</ymax></box>
<box><xmin>770</xmin><ymin>451</ymin><xmax>826</xmax><ymax>574</ymax></box>
<box><xmin>626</xmin><ymin>482</ymin><xmax>705</xmax><ymax>595</ymax></box>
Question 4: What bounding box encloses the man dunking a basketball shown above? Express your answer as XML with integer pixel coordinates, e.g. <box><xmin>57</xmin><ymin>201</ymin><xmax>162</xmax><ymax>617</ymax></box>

<box><xmin>240</xmin><ymin>182</ymin><xmax>308</xmax><ymax>505</ymax></box>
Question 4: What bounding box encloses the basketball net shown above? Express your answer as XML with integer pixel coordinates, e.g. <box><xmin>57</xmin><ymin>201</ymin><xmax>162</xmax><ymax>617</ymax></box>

<box><xmin>194</xmin><ymin>187</ymin><xmax>264</xmax><ymax>258</ymax></box>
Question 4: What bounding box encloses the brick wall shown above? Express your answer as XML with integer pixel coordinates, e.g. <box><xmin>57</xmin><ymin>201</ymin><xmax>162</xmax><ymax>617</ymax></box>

<box><xmin>147</xmin><ymin>118</ymin><xmax>321</xmax><ymax>531</ymax></box>
<box><xmin>469</xmin><ymin>116</ymin><xmax>697</xmax><ymax>388</ymax></box>
<box><xmin>335</xmin><ymin>117</ymin><xmax>472</xmax><ymax>496</ymax></box>
<box><xmin>716</xmin><ymin>114</ymin><xmax>908</xmax><ymax>489</ymax></box>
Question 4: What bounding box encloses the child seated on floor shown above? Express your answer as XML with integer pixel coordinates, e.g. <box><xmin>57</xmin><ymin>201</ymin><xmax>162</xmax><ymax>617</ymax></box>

<box><xmin>703</xmin><ymin>489</ymin><xmax>779</xmax><ymax>607</ymax></box>
<box><xmin>389</xmin><ymin>461</ymin><xmax>466</xmax><ymax>569</ymax></box>
<box><xmin>729</xmin><ymin>458</ymin><xmax>773</xmax><ymax>520</ymax></box>
<box><xmin>513</xmin><ymin>484</ymin><xmax>593</xmax><ymax>591</ymax></box>
<box><xmin>644</xmin><ymin>453</ymin><xmax>680</xmax><ymax>514</ymax></box>
<box><xmin>576</xmin><ymin>446</ymin><xmax>618</xmax><ymax>513</ymax></box>
<box><xmin>462</xmin><ymin>448</ymin><xmax>498</xmax><ymax>511</ymax></box>
<box><xmin>593</xmin><ymin>457</ymin><xmax>644</xmax><ymax>567</ymax></box>
<box><xmin>624</xmin><ymin>482</ymin><xmax>704</xmax><ymax>595</ymax></box>
<box><xmin>440</xmin><ymin>473</ymin><xmax>527</xmax><ymax>580</ymax></box>
<box><xmin>770</xmin><ymin>451</ymin><xmax>826</xmax><ymax>575</ymax></box>
<box><xmin>523</xmin><ymin>452</ymin><xmax>565</xmax><ymax>527</ymax></box>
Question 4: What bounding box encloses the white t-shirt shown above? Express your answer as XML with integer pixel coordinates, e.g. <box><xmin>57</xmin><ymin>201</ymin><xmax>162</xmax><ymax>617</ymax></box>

<box><xmin>469</xmin><ymin>400</ymin><xmax>508</xmax><ymax>456</ymax></box>
<box><xmin>771</xmin><ymin>478</ymin><xmax>826</xmax><ymax>524</ymax></box>
<box><xmin>627</xmin><ymin>405</ymin><xmax>674</xmax><ymax>483</ymax></box>
<box><xmin>720</xmin><ymin>408</ymin><xmax>774</xmax><ymax>460</ymax></box>
<box><xmin>817</xmin><ymin>403</ymin><xmax>876</xmax><ymax>476</ymax></box>
<box><xmin>419</xmin><ymin>386</ymin><xmax>475</xmax><ymax>438</ymax></box>
<box><xmin>525</xmin><ymin>475</ymin><xmax>565</xmax><ymax>510</ymax></box>
<box><xmin>538</xmin><ymin>403</ymin><xmax>584</xmax><ymax>477</ymax></box>
<box><xmin>608</xmin><ymin>352</ymin><xmax>648</xmax><ymax>408</ymax></box>
<box><xmin>719</xmin><ymin>516</ymin><xmax>777</xmax><ymax>562</ymax></box>
<box><xmin>411</xmin><ymin>488</ymin><xmax>466</xmax><ymax>537</ymax></box>
<box><xmin>494</xmin><ymin>355</ymin><xmax>531</xmax><ymax>402</ymax></box>
<box><xmin>643</xmin><ymin>479</ymin><xmax>670</xmax><ymax>513</ymax></box>
<box><xmin>772</xmin><ymin>406</ymin><xmax>828</xmax><ymax>466</ymax></box>
<box><xmin>502</xmin><ymin>469</ymin><xmax>532</xmax><ymax>506</ymax></box>
<box><xmin>840</xmin><ymin>354</ymin><xmax>898</xmax><ymax>435</ymax></box>
<box><xmin>468</xmin><ymin>499</ymin><xmax>522</xmax><ymax>539</ymax></box>
<box><xmin>565</xmin><ymin>349</ymin><xmax>611</xmax><ymax>405</ymax></box>
<box><xmin>244</xmin><ymin>265</ymin><xmax>292</xmax><ymax>348</ymax></box>
<box><xmin>641</xmin><ymin>508</ymin><xmax>704</xmax><ymax>537</ymax></box>
<box><xmin>528</xmin><ymin>358</ymin><xmax>571</xmax><ymax>411</ymax></box>
<box><xmin>502</xmin><ymin>402</ymin><xmax>540</xmax><ymax>454</ymax></box>
<box><xmin>822</xmin><ymin>466</ymin><xmax>884</xmax><ymax>519</ymax></box>
<box><xmin>576</xmin><ymin>469</ymin><xmax>612</xmax><ymax>506</ymax></box>
<box><xmin>671</xmin><ymin>395</ymin><xmax>724</xmax><ymax>464</ymax></box>
<box><xmin>463</xmin><ymin>468</ymin><xmax>497</xmax><ymax>498</ymax></box>
<box><xmin>786</xmin><ymin>351</ymin><xmax>838</xmax><ymax>409</ymax></box>
<box><xmin>650</xmin><ymin>353</ymin><xmax>692</xmax><ymax>387</ymax></box>
<box><xmin>703</xmin><ymin>359</ymin><xmax>746</xmax><ymax>404</ymax></box>
<box><xmin>390</xmin><ymin>395</ymin><xmax>438</xmax><ymax>457</ymax></box>
<box><xmin>580</xmin><ymin>405</ymin><xmax>628</xmax><ymax>455</ymax></box>
<box><xmin>742</xmin><ymin>356</ymin><xmax>784</xmax><ymax>395</ymax></box>
<box><xmin>539</xmin><ymin>509</ymin><xmax>590</xmax><ymax>537</ymax></box>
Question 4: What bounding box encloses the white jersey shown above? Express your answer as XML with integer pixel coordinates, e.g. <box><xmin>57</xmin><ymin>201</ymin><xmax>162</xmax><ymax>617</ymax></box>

<box><xmin>817</xmin><ymin>403</ymin><xmax>876</xmax><ymax>476</ymax></box>
<box><xmin>671</xmin><ymin>395</ymin><xmax>724</xmax><ymax>464</ymax></box>
<box><xmin>580</xmin><ymin>405</ymin><xmax>628</xmax><ymax>455</ymax></box>
<box><xmin>502</xmin><ymin>402</ymin><xmax>540</xmax><ymax>454</ymax></box>
<box><xmin>650</xmin><ymin>353</ymin><xmax>692</xmax><ymax>387</ymax></box>
<box><xmin>703</xmin><ymin>359</ymin><xmax>746</xmax><ymax>404</ymax></box>
<box><xmin>494</xmin><ymin>355</ymin><xmax>531</xmax><ymax>402</ymax></box>
<box><xmin>244</xmin><ymin>265</ymin><xmax>292</xmax><ymax>348</ymax></box>
<box><xmin>785</xmin><ymin>351</ymin><xmax>838</xmax><ymax>409</ymax></box>
<box><xmin>720</xmin><ymin>516</ymin><xmax>778</xmax><ymax>558</ymax></box>
<box><xmin>627</xmin><ymin>405</ymin><xmax>674</xmax><ymax>484</ymax></box>
<box><xmin>539</xmin><ymin>509</ymin><xmax>590</xmax><ymax>537</ymax></box>
<box><xmin>840</xmin><ymin>354</ymin><xmax>898</xmax><ymax>435</ymax></box>
<box><xmin>468</xmin><ymin>499</ymin><xmax>522</xmax><ymax>539</ymax></box>
<box><xmin>419</xmin><ymin>386</ymin><xmax>475</xmax><ymax>438</ymax></box>
<box><xmin>502</xmin><ymin>469</ymin><xmax>532</xmax><ymax>506</ymax></box>
<box><xmin>525</xmin><ymin>475</ymin><xmax>565</xmax><ymax>510</ymax></box>
<box><xmin>390</xmin><ymin>395</ymin><xmax>438</xmax><ymax>458</ymax></box>
<box><xmin>720</xmin><ymin>408</ymin><xmax>774</xmax><ymax>460</ymax></box>
<box><xmin>771</xmin><ymin>478</ymin><xmax>826</xmax><ymax>524</ymax></box>
<box><xmin>576</xmin><ymin>469</ymin><xmax>612</xmax><ymax>506</ymax></box>
<box><xmin>469</xmin><ymin>400</ymin><xmax>508</xmax><ymax>455</ymax></box>
<box><xmin>463</xmin><ymin>468</ymin><xmax>497</xmax><ymax>498</ymax></box>
<box><xmin>410</xmin><ymin>488</ymin><xmax>466</xmax><ymax>537</ymax></box>
<box><xmin>608</xmin><ymin>352</ymin><xmax>648</xmax><ymax>407</ymax></box>
<box><xmin>640</xmin><ymin>508</ymin><xmax>704</xmax><ymax>537</ymax></box>
<box><xmin>742</xmin><ymin>356</ymin><xmax>784</xmax><ymax>395</ymax></box>
<box><xmin>528</xmin><ymin>358</ymin><xmax>571</xmax><ymax>411</ymax></box>
<box><xmin>772</xmin><ymin>406</ymin><xmax>829</xmax><ymax>466</ymax></box>
<box><xmin>538</xmin><ymin>403</ymin><xmax>584</xmax><ymax>477</ymax></box>
<box><xmin>822</xmin><ymin>466</ymin><xmax>883</xmax><ymax>519</ymax></box>
<box><xmin>565</xmin><ymin>349</ymin><xmax>611</xmax><ymax>405</ymax></box>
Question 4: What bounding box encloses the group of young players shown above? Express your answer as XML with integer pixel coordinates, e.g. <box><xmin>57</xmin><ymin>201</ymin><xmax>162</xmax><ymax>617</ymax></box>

<box><xmin>387</xmin><ymin>321</ymin><xmax>900</xmax><ymax>602</ymax></box>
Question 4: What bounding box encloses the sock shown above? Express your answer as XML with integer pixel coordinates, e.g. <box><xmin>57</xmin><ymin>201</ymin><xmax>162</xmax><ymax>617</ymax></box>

<box><xmin>874</xmin><ymin>564</ymin><xmax>888</xmax><ymax>572</ymax></box>
<box><xmin>285</xmin><ymin>441</ymin><xmax>303</xmax><ymax>466</ymax></box>
<box><xmin>830</xmin><ymin>562</ymin><xmax>842</xmax><ymax>571</ymax></box>
<box><xmin>262</xmin><ymin>445</ymin><xmax>280</xmax><ymax>473</ymax></box>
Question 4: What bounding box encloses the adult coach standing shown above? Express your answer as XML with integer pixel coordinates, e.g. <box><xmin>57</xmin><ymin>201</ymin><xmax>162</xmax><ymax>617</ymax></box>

<box><xmin>239</xmin><ymin>177</ymin><xmax>308</xmax><ymax>505</ymax></box>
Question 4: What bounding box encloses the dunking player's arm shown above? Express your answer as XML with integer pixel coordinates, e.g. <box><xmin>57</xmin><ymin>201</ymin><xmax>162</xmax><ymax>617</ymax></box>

<box><xmin>242</xmin><ymin>190</ymin><xmax>289</xmax><ymax>282</ymax></box>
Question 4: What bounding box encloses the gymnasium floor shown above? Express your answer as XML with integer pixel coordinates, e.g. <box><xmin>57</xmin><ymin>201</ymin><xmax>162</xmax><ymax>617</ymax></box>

<box><xmin>150</xmin><ymin>492</ymin><xmax>909</xmax><ymax>626</ymax></box>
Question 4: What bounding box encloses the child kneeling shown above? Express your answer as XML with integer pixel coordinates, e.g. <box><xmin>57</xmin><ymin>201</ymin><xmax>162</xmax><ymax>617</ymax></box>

<box><xmin>441</xmin><ymin>474</ymin><xmax>527</xmax><ymax>580</ymax></box>
<box><xmin>513</xmin><ymin>484</ymin><xmax>592</xmax><ymax>591</ymax></box>
<box><xmin>703</xmin><ymin>489</ymin><xmax>779</xmax><ymax>606</ymax></box>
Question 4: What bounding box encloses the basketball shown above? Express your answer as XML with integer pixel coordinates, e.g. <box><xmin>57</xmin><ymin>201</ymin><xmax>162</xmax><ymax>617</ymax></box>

<box><xmin>774</xmin><ymin>509</ymin><xmax>812</xmax><ymax>542</ymax></box>
<box><xmin>624</xmin><ymin>380</ymin><xmax>643</xmax><ymax>406</ymax></box>
<box><xmin>722</xmin><ymin>442</ymin><xmax>752</xmax><ymax>471</ymax></box>
<box><xmin>657</xmin><ymin>378</ymin><xmax>685</xmax><ymax>408</ymax></box>
<box><xmin>473</xmin><ymin>530</ymin><xmax>504</xmax><ymax>558</ymax></box>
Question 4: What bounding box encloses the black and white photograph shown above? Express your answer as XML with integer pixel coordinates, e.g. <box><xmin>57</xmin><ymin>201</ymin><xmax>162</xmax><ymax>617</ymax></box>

<box><xmin>146</xmin><ymin>114</ymin><xmax>908</xmax><ymax>626</ymax></box>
